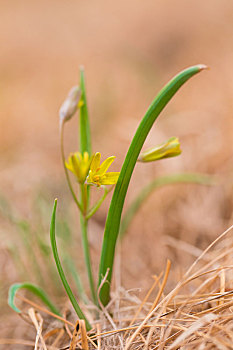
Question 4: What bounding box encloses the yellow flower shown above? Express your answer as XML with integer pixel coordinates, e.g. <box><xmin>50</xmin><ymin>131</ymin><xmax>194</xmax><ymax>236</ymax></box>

<box><xmin>86</xmin><ymin>152</ymin><xmax>120</xmax><ymax>187</ymax></box>
<box><xmin>65</xmin><ymin>151</ymin><xmax>91</xmax><ymax>184</ymax></box>
<box><xmin>138</xmin><ymin>137</ymin><xmax>181</xmax><ymax>162</ymax></box>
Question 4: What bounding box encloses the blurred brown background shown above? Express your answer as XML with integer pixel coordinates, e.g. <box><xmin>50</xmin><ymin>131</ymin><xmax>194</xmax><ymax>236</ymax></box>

<box><xmin>1</xmin><ymin>0</ymin><xmax>233</xmax><ymax>337</ymax></box>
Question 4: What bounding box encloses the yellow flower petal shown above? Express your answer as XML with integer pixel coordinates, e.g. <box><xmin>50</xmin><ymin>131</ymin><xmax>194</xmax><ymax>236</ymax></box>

<box><xmin>97</xmin><ymin>156</ymin><xmax>116</xmax><ymax>176</ymax></box>
<box><xmin>86</xmin><ymin>152</ymin><xmax>119</xmax><ymax>186</ymax></box>
<box><xmin>65</xmin><ymin>151</ymin><xmax>91</xmax><ymax>183</ymax></box>
<box><xmin>71</xmin><ymin>154</ymin><xmax>80</xmax><ymax>174</ymax></box>
<box><xmin>90</xmin><ymin>152</ymin><xmax>101</xmax><ymax>172</ymax></box>
<box><xmin>65</xmin><ymin>160</ymin><xmax>74</xmax><ymax>172</ymax></box>
<box><xmin>100</xmin><ymin>172</ymin><xmax>120</xmax><ymax>185</ymax></box>
<box><xmin>76</xmin><ymin>152</ymin><xmax>82</xmax><ymax>162</ymax></box>
<box><xmin>83</xmin><ymin>151</ymin><xmax>89</xmax><ymax>163</ymax></box>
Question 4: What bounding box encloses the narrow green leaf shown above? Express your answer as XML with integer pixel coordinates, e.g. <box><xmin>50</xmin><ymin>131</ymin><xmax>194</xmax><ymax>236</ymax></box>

<box><xmin>98</xmin><ymin>65</ymin><xmax>207</xmax><ymax>306</ymax></box>
<box><xmin>120</xmin><ymin>173</ymin><xmax>215</xmax><ymax>238</ymax></box>
<box><xmin>8</xmin><ymin>282</ymin><xmax>61</xmax><ymax>315</ymax></box>
<box><xmin>79</xmin><ymin>67</ymin><xmax>92</xmax><ymax>206</ymax></box>
<box><xmin>79</xmin><ymin>66</ymin><xmax>92</xmax><ymax>155</ymax></box>
<box><xmin>50</xmin><ymin>199</ymin><xmax>92</xmax><ymax>331</ymax></box>
<box><xmin>79</xmin><ymin>68</ymin><xmax>95</xmax><ymax>308</ymax></box>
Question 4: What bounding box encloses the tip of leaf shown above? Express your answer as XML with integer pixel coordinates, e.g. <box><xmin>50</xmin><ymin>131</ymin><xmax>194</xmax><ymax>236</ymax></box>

<box><xmin>8</xmin><ymin>284</ymin><xmax>21</xmax><ymax>313</ymax></box>
<box><xmin>197</xmin><ymin>64</ymin><xmax>209</xmax><ymax>71</ymax></box>
<box><xmin>79</xmin><ymin>65</ymin><xmax>85</xmax><ymax>73</ymax></box>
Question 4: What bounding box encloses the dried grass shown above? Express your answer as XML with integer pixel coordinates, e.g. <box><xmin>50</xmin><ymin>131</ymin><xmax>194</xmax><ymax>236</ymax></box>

<box><xmin>2</xmin><ymin>224</ymin><xmax>233</xmax><ymax>349</ymax></box>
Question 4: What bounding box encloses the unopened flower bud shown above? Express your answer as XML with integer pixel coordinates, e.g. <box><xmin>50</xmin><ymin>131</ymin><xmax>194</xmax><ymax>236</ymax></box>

<box><xmin>138</xmin><ymin>137</ymin><xmax>181</xmax><ymax>162</ymax></box>
<box><xmin>59</xmin><ymin>86</ymin><xmax>82</xmax><ymax>124</ymax></box>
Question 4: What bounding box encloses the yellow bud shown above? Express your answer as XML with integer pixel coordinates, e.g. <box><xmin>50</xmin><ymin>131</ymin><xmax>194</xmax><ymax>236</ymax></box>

<box><xmin>138</xmin><ymin>137</ymin><xmax>181</xmax><ymax>162</ymax></box>
<box><xmin>65</xmin><ymin>151</ymin><xmax>91</xmax><ymax>184</ymax></box>
<box><xmin>59</xmin><ymin>86</ymin><xmax>82</xmax><ymax>124</ymax></box>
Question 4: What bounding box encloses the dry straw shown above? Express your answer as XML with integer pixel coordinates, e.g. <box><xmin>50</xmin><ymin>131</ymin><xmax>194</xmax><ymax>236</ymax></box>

<box><xmin>2</xmin><ymin>224</ymin><xmax>233</xmax><ymax>349</ymax></box>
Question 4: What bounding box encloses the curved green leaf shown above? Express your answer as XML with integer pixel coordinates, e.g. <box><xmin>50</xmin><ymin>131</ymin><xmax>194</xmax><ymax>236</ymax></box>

<box><xmin>50</xmin><ymin>199</ymin><xmax>92</xmax><ymax>331</ymax></box>
<box><xmin>98</xmin><ymin>65</ymin><xmax>207</xmax><ymax>305</ymax></box>
<box><xmin>8</xmin><ymin>282</ymin><xmax>61</xmax><ymax>315</ymax></box>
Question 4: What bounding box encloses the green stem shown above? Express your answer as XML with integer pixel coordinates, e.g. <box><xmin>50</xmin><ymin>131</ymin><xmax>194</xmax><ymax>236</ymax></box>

<box><xmin>79</xmin><ymin>67</ymin><xmax>92</xmax><ymax>155</ymax></box>
<box><xmin>98</xmin><ymin>65</ymin><xmax>207</xmax><ymax>306</ymax></box>
<box><xmin>86</xmin><ymin>186</ymin><xmax>110</xmax><ymax>220</ymax></box>
<box><xmin>81</xmin><ymin>184</ymin><xmax>88</xmax><ymax>215</ymax></box>
<box><xmin>80</xmin><ymin>214</ymin><xmax>97</xmax><ymax>305</ymax></box>
<box><xmin>80</xmin><ymin>183</ymin><xmax>97</xmax><ymax>305</ymax></box>
<box><xmin>60</xmin><ymin>122</ymin><xmax>83</xmax><ymax>212</ymax></box>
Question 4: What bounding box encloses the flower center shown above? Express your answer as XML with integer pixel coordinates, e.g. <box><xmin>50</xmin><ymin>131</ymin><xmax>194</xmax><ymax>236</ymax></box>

<box><xmin>93</xmin><ymin>175</ymin><xmax>100</xmax><ymax>182</ymax></box>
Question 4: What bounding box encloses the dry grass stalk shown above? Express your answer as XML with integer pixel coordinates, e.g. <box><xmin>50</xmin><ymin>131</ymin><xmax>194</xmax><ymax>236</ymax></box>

<box><xmin>125</xmin><ymin>272</ymin><xmax>163</xmax><ymax>339</ymax></box>
<box><xmin>69</xmin><ymin>320</ymin><xmax>89</xmax><ymax>350</ymax></box>
<box><xmin>2</xmin><ymin>225</ymin><xmax>233</xmax><ymax>349</ymax></box>
<box><xmin>27</xmin><ymin>308</ymin><xmax>46</xmax><ymax>350</ymax></box>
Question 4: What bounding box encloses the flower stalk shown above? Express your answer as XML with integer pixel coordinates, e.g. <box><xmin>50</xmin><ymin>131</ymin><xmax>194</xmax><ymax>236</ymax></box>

<box><xmin>60</xmin><ymin>121</ymin><xmax>83</xmax><ymax>212</ymax></box>
<box><xmin>79</xmin><ymin>212</ymin><xmax>97</xmax><ymax>305</ymax></box>
<box><xmin>86</xmin><ymin>186</ymin><xmax>112</xmax><ymax>220</ymax></box>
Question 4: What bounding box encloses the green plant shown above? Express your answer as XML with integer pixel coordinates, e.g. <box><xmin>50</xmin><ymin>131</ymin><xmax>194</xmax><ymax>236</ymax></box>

<box><xmin>9</xmin><ymin>64</ymin><xmax>210</xmax><ymax>331</ymax></box>
<box><xmin>98</xmin><ymin>65</ymin><xmax>207</xmax><ymax>306</ymax></box>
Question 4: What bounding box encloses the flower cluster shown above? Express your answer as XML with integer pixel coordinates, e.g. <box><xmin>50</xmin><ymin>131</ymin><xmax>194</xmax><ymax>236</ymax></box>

<box><xmin>66</xmin><ymin>151</ymin><xmax>119</xmax><ymax>187</ymax></box>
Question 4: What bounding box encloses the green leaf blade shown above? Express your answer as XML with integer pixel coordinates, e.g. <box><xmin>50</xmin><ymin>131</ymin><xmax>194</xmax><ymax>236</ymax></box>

<box><xmin>8</xmin><ymin>282</ymin><xmax>61</xmax><ymax>315</ymax></box>
<box><xmin>98</xmin><ymin>65</ymin><xmax>207</xmax><ymax>306</ymax></box>
<box><xmin>50</xmin><ymin>199</ymin><xmax>92</xmax><ymax>331</ymax></box>
<box><xmin>79</xmin><ymin>67</ymin><xmax>92</xmax><ymax>156</ymax></box>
